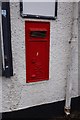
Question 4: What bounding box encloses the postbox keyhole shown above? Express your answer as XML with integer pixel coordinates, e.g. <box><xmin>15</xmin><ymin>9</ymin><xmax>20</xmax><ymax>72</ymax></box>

<box><xmin>36</xmin><ymin>52</ymin><xmax>39</xmax><ymax>56</ymax></box>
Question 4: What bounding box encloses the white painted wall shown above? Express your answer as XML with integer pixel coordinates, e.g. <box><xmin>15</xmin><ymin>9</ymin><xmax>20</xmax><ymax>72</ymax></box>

<box><xmin>78</xmin><ymin>2</ymin><xmax>80</xmax><ymax>96</ymax></box>
<box><xmin>2</xmin><ymin>2</ymin><xmax>78</xmax><ymax>112</ymax></box>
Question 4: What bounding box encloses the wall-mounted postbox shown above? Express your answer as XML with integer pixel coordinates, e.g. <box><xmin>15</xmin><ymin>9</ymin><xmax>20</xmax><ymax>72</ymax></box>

<box><xmin>25</xmin><ymin>21</ymin><xmax>50</xmax><ymax>83</ymax></box>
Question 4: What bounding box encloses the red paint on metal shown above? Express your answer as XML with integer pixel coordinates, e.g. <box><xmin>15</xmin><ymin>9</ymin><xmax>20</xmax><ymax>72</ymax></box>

<box><xmin>25</xmin><ymin>21</ymin><xmax>50</xmax><ymax>83</ymax></box>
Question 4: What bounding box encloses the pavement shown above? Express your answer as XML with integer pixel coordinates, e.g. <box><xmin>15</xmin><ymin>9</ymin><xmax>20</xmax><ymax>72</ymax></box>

<box><xmin>48</xmin><ymin>111</ymin><xmax>80</xmax><ymax>120</ymax></box>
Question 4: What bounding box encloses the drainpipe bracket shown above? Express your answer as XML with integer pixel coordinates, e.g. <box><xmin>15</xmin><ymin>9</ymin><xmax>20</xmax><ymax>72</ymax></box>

<box><xmin>64</xmin><ymin>107</ymin><xmax>71</xmax><ymax>116</ymax></box>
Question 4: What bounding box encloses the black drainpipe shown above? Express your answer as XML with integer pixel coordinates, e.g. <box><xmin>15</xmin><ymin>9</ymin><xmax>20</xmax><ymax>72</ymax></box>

<box><xmin>2</xmin><ymin>2</ymin><xmax>13</xmax><ymax>77</ymax></box>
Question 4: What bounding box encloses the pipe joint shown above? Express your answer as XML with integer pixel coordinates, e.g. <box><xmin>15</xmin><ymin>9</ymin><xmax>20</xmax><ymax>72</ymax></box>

<box><xmin>64</xmin><ymin>107</ymin><xmax>71</xmax><ymax>116</ymax></box>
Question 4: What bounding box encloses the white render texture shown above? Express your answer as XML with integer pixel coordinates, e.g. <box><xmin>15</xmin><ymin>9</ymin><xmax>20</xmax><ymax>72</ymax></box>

<box><xmin>2</xmin><ymin>2</ymin><xmax>78</xmax><ymax>112</ymax></box>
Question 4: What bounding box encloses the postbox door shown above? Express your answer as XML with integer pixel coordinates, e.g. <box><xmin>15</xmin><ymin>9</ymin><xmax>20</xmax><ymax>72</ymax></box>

<box><xmin>25</xmin><ymin>21</ymin><xmax>50</xmax><ymax>83</ymax></box>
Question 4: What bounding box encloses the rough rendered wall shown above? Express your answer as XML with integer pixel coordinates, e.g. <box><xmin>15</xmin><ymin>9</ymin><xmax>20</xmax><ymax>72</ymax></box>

<box><xmin>78</xmin><ymin>2</ymin><xmax>80</xmax><ymax>96</ymax></box>
<box><xmin>70</xmin><ymin>3</ymin><xmax>78</xmax><ymax>97</ymax></box>
<box><xmin>2</xmin><ymin>2</ymin><xmax>78</xmax><ymax>112</ymax></box>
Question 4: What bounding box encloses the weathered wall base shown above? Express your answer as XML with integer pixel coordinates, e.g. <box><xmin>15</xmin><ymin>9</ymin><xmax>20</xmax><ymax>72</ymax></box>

<box><xmin>2</xmin><ymin>96</ymin><xmax>80</xmax><ymax>119</ymax></box>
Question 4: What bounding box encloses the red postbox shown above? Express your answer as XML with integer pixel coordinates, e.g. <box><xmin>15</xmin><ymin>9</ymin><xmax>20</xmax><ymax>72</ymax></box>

<box><xmin>25</xmin><ymin>21</ymin><xmax>50</xmax><ymax>83</ymax></box>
